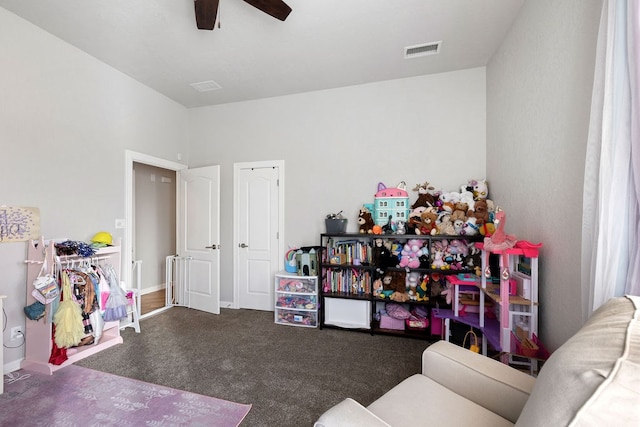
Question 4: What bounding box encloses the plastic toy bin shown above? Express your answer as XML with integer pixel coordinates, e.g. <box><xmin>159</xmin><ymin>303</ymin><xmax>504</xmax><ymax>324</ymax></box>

<box><xmin>276</xmin><ymin>293</ymin><xmax>317</xmax><ymax>310</ymax></box>
<box><xmin>275</xmin><ymin>308</ymin><xmax>317</xmax><ymax>328</ymax></box>
<box><xmin>325</xmin><ymin>218</ymin><xmax>347</xmax><ymax>234</ymax></box>
<box><xmin>276</xmin><ymin>277</ymin><xmax>316</xmax><ymax>293</ymax></box>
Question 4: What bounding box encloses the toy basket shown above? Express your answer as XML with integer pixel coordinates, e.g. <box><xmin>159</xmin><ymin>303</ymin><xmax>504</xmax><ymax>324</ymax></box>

<box><xmin>406</xmin><ymin>314</ymin><xmax>429</xmax><ymax>330</ymax></box>
<box><xmin>462</xmin><ymin>328</ymin><xmax>480</xmax><ymax>353</ymax></box>
<box><xmin>512</xmin><ymin>332</ymin><xmax>550</xmax><ymax>360</ymax></box>
<box><xmin>325</xmin><ymin>218</ymin><xmax>347</xmax><ymax>234</ymax></box>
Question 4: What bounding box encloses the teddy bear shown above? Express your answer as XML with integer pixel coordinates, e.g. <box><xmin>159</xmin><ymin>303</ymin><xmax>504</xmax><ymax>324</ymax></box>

<box><xmin>414</xmin><ymin>210</ymin><xmax>438</xmax><ymax>235</ymax></box>
<box><xmin>451</xmin><ymin>201</ymin><xmax>468</xmax><ymax>223</ymax></box>
<box><xmin>467</xmin><ymin>199</ymin><xmax>490</xmax><ymax>225</ymax></box>
<box><xmin>398</xmin><ymin>239</ymin><xmax>424</xmax><ymax>269</ymax></box>
<box><xmin>357</xmin><ymin>206</ymin><xmax>375</xmax><ymax>234</ymax></box>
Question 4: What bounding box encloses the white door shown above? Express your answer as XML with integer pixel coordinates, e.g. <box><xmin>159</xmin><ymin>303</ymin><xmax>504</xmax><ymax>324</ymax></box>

<box><xmin>178</xmin><ymin>165</ymin><xmax>221</xmax><ymax>314</ymax></box>
<box><xmin>235</xmin><ymin>164</ymin><xmax>282</xmax><ymax>311</ymax></box>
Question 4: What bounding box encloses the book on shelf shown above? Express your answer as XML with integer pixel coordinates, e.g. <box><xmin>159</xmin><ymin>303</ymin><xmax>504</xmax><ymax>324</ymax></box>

<box><xmin>323</xmin><ymin>268</ymin><xmax>371</xmax><ymax>295</ymax></box>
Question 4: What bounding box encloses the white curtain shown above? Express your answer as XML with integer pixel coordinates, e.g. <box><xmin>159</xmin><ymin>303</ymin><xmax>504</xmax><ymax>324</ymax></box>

<box><xmin>582</xmin><ymin>0</ymin><xmax>640</xmax><ymax>322</ymax></box>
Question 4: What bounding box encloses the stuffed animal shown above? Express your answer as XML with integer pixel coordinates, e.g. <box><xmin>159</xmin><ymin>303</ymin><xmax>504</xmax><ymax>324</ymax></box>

<box><xmin>415</xmin><ymin>276</ymin><xmax>429</xmax><ymax>302</ymax></box>
<box><xmin>459</xmin><ymin>190</ymin><xmax>475</xmax><ymax>210</ymax></box>
<box><xmin>479</xmin><ymin>222</ymin><xmax>496</xmax><ymax>237</ymax></box>
<box><xmin>447</xmin><ymin>239</ymin><xmax>469</xmax><ymax>270</ymax></box>
<box><xmin>372</xmin><ymin>238</ymin><xmax>392</xmax><ymax>270</ymax></box>
<box><xmin>411</xmin><ymin>181</ymin><xmax>437</xmax><ymax>209</ymax></box>
<box><xmin>486</xmin><ymin>199</ymin><xmax>496</xmax><ymax>222</ymax></box>
<box><xmin>468</xmin><ymin>199</ymin><xmax>490</xmax><ymax>225</ymax></box>
<box><xmin>453</xmin><ymin>218</ymin><xmax>465</xmax><ymax>235</ymax></box>
<box><xmin>431</xmin><ymin>241</ymin><xmax>450</xmax><ymax>269</ymax></box>
<box><xmin>461</xmin><ymin>217</ymin><xmax>479</xmax><ymax>236</ymax></box>
<box><xmin>382</xmin><ymin>215</ymin><xmax>394</xmax><ymax>234</ymax></box>
<box><xmin>357</xmin><ymin>207</ymin><xmax>375</xmax><ymax>234</ymax></box>
<box><xmin>382</xmin><ymin>271</ymin><xmax>408</xmax><ymax>302</ymax></box>
<box><xmin>484</xmin><ymin>209</ymin><xmax>517</xmax><ymax>251</ymax></box>
<box><xmin>414</xmin><ymin>210</ymin><xmax>438</xmax><ymax>235</ymax></box>
<box><xmin>407</xmin><ymin>206</ymin><xmax>427</xmax><ymax>234</ymax></box>
<box><xmin>390</xmin><ymin>291</ymin><xmax>411</xmax><ymax>303</ymax></box>
<box><xmin>373</xmin><ymin>278</ymin><xmax>383</xmax><ymax>297</ymax></box>
<box><xmin>436</xmin><ymin>212</ymin><xmax>456</xmax><ymax>236</ymax></box>
<box><xmin>470</xmin><ymin>179</ymin><xmax>489</xmax><ymax>200</ymax></box>
<box><xmin>439</xmin><ymin>191</ymin><xmax>461</xmax><ymax>205</ymax></box>
<box><xmin>441</xmin><ymin>282</ymin><xmax>454</xmax><ymax>305</ymax></box>
<box><xmin>405</xmin><ymin>272</ymin><xmax>420</xmax><ymax>301</ymax></box>
<box><xmin>398</xmin><ymin>239</ymin><xmax>425</xmax><ymax>269</ymax></box>
<box><xmin>385</xmin><ymin>240</ymin><xmax>401</xmax><ymax>267</ymax></box>
<box><xmin>451</xmin><ymin>202</ymin><xmax>469</xmax><ymax>223</ymax></box>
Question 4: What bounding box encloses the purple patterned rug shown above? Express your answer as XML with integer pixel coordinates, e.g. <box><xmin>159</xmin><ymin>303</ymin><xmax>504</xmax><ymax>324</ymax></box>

<box><xmin>1</xmin><ymin>365</ymin><xmax>251</xmax><ymax>426</ymax></box>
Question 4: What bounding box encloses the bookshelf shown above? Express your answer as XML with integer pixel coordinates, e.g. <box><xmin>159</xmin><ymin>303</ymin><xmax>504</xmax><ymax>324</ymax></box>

<box><xmin>319</xmin><ymin>232</ymin><xmax>483</xmax><ymax>339</ymax></box>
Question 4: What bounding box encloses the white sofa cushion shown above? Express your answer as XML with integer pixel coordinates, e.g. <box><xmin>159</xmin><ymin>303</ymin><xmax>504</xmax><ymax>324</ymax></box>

<box><xmin>314</xmin><ymin>398</ymin><xmax>391</xmax><ymax>427</ymax></box>
<box><xmin>367</xmin><ymin>374</ymin><xmax>513</xmax><ymax>427</ymax></box>
<box><xmin>423</xmin><ymin>340</ymin><xmax>535</xmax><ymax>423</ymax></box>
<box><xmin>517</xmin><ymin>296</ymin><xmax>640</xmax><ymax>427</ymax></box>
<box><xmin>567</xmin><ymin>295</ymin><xmax>640</xmax><ymax>426</ymax></box>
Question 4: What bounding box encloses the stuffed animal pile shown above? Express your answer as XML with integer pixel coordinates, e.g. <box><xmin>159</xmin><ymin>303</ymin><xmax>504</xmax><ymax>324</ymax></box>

<box><xmin>363</xmin><ymin>178</ymin><xmax>492</xmax><ymax>303</ymax></box>
<box><xmin>405</xmin><ymin>178</ymin><xmax>495</xmax><ymax>238</ymax></box>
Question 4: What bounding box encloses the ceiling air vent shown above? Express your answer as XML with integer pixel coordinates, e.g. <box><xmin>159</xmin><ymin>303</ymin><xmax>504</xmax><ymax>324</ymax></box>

<box><xmin>404</xmin><ymin>41</ymin><xmax>441</xmax><ymax>59</ymax></box>
<box><xmin>189</xmin><ymin>80</ymin><xmax>222</xmax><ymax>92</ymax></box>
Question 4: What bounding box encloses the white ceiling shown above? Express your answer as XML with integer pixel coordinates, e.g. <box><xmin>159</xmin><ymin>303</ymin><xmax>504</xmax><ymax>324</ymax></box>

<box><xmin>0</xmin><ymin>0</ymin><xmax>524</xmax><ymax>108</ymax></box>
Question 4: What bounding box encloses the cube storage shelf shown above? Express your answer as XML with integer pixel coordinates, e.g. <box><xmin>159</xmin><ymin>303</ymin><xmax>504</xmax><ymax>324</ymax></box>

<box><xmin>319</xmin><ymin>232</ymin><xmax>484</xmax><ymax>340</ymax></box>
<box><xmin>274</xmin><ymin>272</ymin><xmax>318</xmax><ymax>328</ymax></box>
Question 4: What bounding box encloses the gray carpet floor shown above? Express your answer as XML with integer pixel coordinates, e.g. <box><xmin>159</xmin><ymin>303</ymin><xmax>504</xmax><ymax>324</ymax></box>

<box><xmin>76</xmin><ymin>307</ymin><xmax>433</xmax><ymax>426</ymax></box>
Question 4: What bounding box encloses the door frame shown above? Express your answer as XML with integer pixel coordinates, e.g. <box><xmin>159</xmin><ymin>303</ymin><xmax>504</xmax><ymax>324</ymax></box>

<box><xmin>232</xmin><ymin>160</ymin><xmax>285</xmax><ymax>309</ymax></box>
<box><xmin>124</xmin><ymin>150</ymin><xmax>187</xmax><ymax>318</ymax></box>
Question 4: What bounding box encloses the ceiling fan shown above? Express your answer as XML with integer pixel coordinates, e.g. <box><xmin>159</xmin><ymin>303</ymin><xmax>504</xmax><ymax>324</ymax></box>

<box><xmin>194</xmin><ymin>0</ymin><xmax>292</xmax><ymax>30</ymax></box>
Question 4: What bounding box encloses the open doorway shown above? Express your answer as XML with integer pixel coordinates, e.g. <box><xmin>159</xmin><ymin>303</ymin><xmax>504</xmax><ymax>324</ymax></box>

<box><xmin>133</xmin><ymin>162</ymin><xmax>176</xmax><ymax>316</ymax></box>
<box><xmin>124</xmin><ymin>150</ymin><xmax>187</xmax><ymax>320</ymax></box>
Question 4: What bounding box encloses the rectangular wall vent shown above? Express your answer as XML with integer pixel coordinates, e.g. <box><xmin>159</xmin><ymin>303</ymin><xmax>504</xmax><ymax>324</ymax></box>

<box><xmin>405</xmin><ymin>41</ymin><xmax>441</xmax><ymax>59</ymax></box>
<box><xmin>189</xmin><ymin>80</ymin><xmax>222</xmax><ymax>92</ymax></box>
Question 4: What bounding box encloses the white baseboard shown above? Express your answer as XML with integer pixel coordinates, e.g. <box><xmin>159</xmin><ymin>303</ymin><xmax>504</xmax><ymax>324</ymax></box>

<box><xmin>4</xmin><ymin>358</ymin><xmax>23</xmax><ymax>375</ymax></box>
<box><xmin>140</xmin><ymin>284</ymin><xmax>166</xmax><ymax>295</ymax></box>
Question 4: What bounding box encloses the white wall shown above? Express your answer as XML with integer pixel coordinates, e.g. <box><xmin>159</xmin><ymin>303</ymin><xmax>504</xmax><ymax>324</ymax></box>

<box><xmin>486</xmin><ymin>0</ymin><xmax>602</xmax><ymax>349</ymax></box>
<box><xmin>0</xmin><ymin>9</ymin><xmax>187</xmax><ymax>371</ymax></box>
<box><xmin>188</xmin><ymin>68</ymin><xmax>487</xmax><ymax>302</ymax></box>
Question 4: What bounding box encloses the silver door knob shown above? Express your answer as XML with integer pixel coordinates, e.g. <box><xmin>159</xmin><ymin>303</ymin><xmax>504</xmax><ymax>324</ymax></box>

<box><xmin>239</xmin><ymin>243</ymin><xmax>248</xmax><ymax>248</ymax></box>
<box><xmin>205</xmin><ymin>244</ymin><xmax>219</xmax><ymax>250</ymax></box>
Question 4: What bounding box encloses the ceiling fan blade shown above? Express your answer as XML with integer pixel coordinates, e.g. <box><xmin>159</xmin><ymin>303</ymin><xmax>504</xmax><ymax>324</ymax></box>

<box><xmin>194</xmin><ymin>0</ymin><xmax>219</xmax><ymax>30</ymax></box>
<box><xmin>243</xmin><ymin>0</ymin><xmax>292</xmax><ymax>21</ymax></box>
